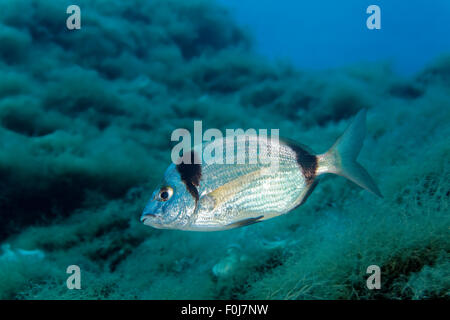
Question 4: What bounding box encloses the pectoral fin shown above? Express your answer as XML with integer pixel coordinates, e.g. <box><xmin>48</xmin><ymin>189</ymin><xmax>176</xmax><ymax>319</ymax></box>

<box><xmin>207</xmin><ymin>168</ymin><xmax>269</xmax><ymax>209</ymax></box>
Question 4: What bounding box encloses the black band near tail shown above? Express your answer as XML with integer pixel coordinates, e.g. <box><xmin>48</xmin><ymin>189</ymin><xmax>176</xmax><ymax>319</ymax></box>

<box><xmin>283</xmin><ymin>140</ymin><xmax>318</xmax><ymax>185</ymax></box>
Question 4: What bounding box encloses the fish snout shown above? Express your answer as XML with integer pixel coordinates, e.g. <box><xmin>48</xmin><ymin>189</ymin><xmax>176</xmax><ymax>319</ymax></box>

<box><xmin>140</xmin><ymin>213</ymin><xmax>156</xmax><ymax>224</ymax></box>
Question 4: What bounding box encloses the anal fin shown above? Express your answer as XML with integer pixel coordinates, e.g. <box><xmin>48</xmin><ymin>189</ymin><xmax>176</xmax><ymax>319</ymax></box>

<box><xmin>226</xmin><ymin>215</ymin><xmax>264</xmax><ymax>229</ymax></box>
<box><xmin>299</xmin><ymin>180</ymin><xmax>318</xmax><ymax>206</ymax></box>
<box><xmin>292</xmin><ymin>180</ymin><xmax>318</xmax><ymax>211</ymax></box>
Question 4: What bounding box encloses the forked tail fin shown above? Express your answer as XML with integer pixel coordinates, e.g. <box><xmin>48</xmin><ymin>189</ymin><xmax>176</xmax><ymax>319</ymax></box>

<box><xmin>316</xmin><ymin>109</ymin><xmax>383</xmax><ymax>197</ymax></box>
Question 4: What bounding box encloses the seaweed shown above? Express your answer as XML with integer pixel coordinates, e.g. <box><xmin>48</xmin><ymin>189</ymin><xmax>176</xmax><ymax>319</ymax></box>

<box><xmin>0</xmin><ymin>0</ymin><xmax>449</xmax><ymax>300</ymax></box>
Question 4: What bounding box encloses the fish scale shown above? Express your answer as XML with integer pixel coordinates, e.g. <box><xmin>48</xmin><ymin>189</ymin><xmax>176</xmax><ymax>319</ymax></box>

<box><xmin>188</xmin><ymin>135</ymin><xmax>309</xmax><ymax>229</ymax></box>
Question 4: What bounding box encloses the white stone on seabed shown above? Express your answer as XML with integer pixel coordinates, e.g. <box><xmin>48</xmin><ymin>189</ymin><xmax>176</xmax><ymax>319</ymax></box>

<box><xmin>212</xmin><ymin>245</ymin><xmax>246</xmax><ymax>278</ymax></box>
<box><xmin>211</xmin><ymin>239</ymin><xmax>290</xmax><ymax>279</ymax></box>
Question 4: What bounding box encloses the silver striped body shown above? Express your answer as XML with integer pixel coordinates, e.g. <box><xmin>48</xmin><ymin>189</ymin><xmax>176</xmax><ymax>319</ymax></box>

<box><xmin>184</xmin><ymin>135</ymin><xmax>310</xmax><ymax>230</ymax></box>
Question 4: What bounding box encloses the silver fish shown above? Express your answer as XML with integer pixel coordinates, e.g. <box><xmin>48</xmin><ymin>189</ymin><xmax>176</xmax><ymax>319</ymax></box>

<box><xmin>141</xmin><ymin>109</ymin><xmax>382</xmax><ymax>231</ymax></box>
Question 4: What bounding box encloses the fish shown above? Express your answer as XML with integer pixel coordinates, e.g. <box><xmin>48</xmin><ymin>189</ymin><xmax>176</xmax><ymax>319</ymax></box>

<box><xmin>141</xmin><ymin>109</ymin><xmax>382</xmax><ymax>231</ymax></box>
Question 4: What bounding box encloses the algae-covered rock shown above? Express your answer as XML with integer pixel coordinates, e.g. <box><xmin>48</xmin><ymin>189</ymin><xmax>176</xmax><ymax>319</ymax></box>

<box><xmin>0</xmin><ymin>0</ymin><xmax>448</xmax><ymax>300</ymax></box>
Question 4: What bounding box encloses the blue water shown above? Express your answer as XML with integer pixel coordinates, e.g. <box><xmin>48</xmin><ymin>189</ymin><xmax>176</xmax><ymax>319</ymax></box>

<box><xmin>220</xmin><ymin>0</ymin><xmax>450</xmax><ymax>74</ymax></box>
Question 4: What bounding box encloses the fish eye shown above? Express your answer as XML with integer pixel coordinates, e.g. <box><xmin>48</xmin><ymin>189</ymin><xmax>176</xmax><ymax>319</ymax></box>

<box><xmin>158</xmin><ymin>186</ymin><xmax>173</xmax><ymax>202</ymax></box>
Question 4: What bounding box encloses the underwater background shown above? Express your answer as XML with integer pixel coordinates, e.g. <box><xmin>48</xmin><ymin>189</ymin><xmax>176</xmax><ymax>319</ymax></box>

<box><xmin>0</xmin><ymin>0</ymin><xmax>449</xmax><ymax>299</ymax></box>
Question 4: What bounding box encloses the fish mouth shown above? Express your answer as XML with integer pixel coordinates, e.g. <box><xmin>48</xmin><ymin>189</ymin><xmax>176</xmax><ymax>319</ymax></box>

<box><xmin>140</xmin><ymin>213</ymin><xmax>173</xmax><ymax>229</ymax></box>
<box><xmin>140</xmin><ymin>213</ymin><xmax>156</xmax><ymax>224</ymax></box>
